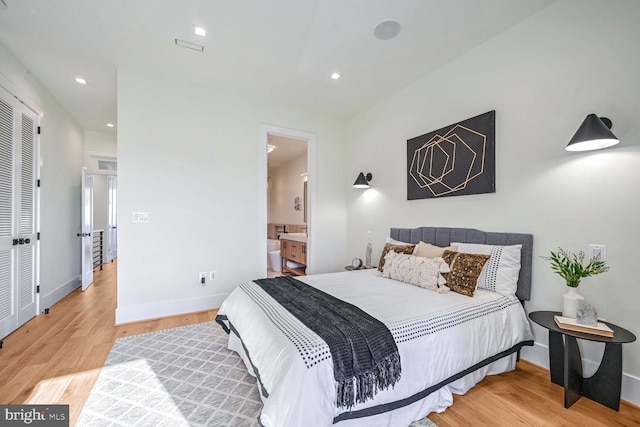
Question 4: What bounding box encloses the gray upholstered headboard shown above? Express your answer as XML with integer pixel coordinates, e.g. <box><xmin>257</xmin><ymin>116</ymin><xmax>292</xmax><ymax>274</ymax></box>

<box><xmin>390</xmin><ymin>226</ymin><xmax>533</xmax><ymax>301</ymax></box>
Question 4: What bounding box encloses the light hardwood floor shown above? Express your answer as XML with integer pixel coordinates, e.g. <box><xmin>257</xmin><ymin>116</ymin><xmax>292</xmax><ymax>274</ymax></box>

<box><xmin>0</xmin><ymin>260</ymin><xmax>217</xmax><ymax>425</ymax></box>
<box><xmin>0</xmin><ymin>260</ymin><xmax>638</xmax><ymax>426</ymax></box>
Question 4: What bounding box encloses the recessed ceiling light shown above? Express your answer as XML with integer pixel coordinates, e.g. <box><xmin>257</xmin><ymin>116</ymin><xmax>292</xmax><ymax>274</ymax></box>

<box><xmin>267</xmin><ymin>144</ymin><xmax>275</xmax><ymax>153</ymax></box>
<box><xmin>374</xmin><ymin>20</ymin><xmax>401</xmax><ymax>40</ymax></box>
<box><xmin>75</xmin><ymin>77</ymin><xmax>87</xmax><ymax>85</ymax></box>
<box><xmin>106</xmin><ymin>123</ymin><xmax>115</xmax><ymax>128</ymax></box>
<box><xmin>330</xmin><ymin>73</ymin><xmax>341</xmax><ymax>80</ymax></box>
<box><xmin>194</xmin><ymin>26</ymin><xmax>206</xmax><ymax>37</ymax></box>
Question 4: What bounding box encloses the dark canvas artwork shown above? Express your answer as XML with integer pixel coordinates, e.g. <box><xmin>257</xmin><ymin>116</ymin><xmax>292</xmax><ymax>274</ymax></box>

<box><xmin>407</xmin><ymin>110</ymin><xmax>495</xmax><ymax>200</ymax></box>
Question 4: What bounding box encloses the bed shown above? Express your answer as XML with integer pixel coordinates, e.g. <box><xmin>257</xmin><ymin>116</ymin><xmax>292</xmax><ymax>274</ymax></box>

<box><xmin>216</xmin><ymin>226</ymin><xmax>534</xmax><ymax>426</ymax></box>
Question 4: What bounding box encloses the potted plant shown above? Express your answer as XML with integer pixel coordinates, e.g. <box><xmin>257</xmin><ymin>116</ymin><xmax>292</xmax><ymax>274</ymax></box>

<box><xmin>542</xmin><ymin>248</ymin><xmax>609</xmax><ymax>317</ymax></box>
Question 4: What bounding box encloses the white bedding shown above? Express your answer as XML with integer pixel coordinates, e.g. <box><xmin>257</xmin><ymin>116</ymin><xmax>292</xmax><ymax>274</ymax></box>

<box><xmin>216</xmin><ymin>269</ymin><xmax>534</xmax><ymax>427</ymax></box>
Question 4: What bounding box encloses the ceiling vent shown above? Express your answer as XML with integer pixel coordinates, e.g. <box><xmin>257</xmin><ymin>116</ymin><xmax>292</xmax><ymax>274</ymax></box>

<box><xmin>175</xmin><ymin>39</ymin><xmax>204</xmax><ymax>52</ymax></box>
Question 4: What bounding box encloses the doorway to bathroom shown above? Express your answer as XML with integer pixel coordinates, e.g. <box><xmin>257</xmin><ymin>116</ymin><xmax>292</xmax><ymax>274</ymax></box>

<box><xmin>260</xmin><ymin>125</ymin><xmax>315</xmax><ymax>278</ymax></box>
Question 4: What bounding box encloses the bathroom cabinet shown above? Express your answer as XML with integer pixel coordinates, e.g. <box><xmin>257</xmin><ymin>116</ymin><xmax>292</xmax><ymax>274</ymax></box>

<box><xmin>267</xmin><ymin>223</ymin><xmax>286</xmax><ymax>240</ymax></box>
<box><xmin>280</xmin><ymin>239</ymin><xmax>306</xmax><ymax>276</ymax></box>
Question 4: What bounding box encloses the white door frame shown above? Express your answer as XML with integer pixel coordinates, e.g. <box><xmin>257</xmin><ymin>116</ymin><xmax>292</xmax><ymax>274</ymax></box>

<box><xmin>259</xmin><ymin>124</ymin><xmax>317</xmax><ymax>276</ymax></box>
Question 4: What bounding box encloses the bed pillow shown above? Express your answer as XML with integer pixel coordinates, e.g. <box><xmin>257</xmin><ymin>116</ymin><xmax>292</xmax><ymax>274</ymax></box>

<box><xmin>414</xmin><ymin>242</ymin><xmax>458</xmax><ymax>258</ymax></box>
<box><xmin>381</xmin><ymin>251</ymin><xmax>450</xmax><ymax>293</ymax></box>
<box><xmin>385</xmin><ymin>236</ymin><xmax>418</xmax><ymax>254</ymax></box>
<box><xmin>442</xmin><ymin>250</ymin><xmax>490</xmax><ymax>297</ymax></box>
<box><xmin>377</xmin><ymin>243</ymin><xmax>416</xmax><ymax>272</ymax></box>
<box><xmin>452</xmin><ymin>243</ymin><xmax>522</xmax><ymax>296</ymax></box>
<box><xmin>385</xmin><ymin>236</ymin><xmax>412</xmax><ymax>245</ymax></box>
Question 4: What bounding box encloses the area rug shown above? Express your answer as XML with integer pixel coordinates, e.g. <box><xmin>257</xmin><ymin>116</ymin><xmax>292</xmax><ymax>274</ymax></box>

<box><xmin>77</xmin><ymin>322</ymin><xmax>438</xmax><ymax>427</ymax></box>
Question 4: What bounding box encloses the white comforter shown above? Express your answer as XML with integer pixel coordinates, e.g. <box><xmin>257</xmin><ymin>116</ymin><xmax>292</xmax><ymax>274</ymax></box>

<box><xmin>216</xmin><ymin>270</ymin><xmax>533</xmax><ymax>427</ymax></box>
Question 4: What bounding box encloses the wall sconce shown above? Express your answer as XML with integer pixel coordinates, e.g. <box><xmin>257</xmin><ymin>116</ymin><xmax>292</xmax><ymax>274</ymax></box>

<box><xmin>353</xmin><ymin>172</ymin><xmax>372</xmax><ymax>188</ymax></box>
<box><xmin>566</xmin><ymin>114</ymin><xmax>619</xmax><ymax>152</ymax></box>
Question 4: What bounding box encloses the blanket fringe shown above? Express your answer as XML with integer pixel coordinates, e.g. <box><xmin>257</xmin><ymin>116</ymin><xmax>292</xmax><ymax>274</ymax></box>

<box><xmin>335</xmin><ymin>352</ymin><xmax>402</xmax><ymax>408</ymax></box>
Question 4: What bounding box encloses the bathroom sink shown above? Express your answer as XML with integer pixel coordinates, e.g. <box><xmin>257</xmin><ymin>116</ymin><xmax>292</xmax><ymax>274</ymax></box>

<box><xmin>281</xmin><ymin>233</ymin><xmax>307</xmax><ymax>243</ymax></box>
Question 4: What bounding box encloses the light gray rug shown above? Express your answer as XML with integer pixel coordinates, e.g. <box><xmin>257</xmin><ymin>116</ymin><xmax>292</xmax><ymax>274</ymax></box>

<box><xmin>78</xmin><ymin>321</ymin><xmax>437</xmax><ymax>427</ymax></box>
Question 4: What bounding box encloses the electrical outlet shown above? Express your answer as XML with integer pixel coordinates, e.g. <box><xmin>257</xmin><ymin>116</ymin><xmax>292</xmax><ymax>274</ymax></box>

<box><xmin>210</xmin><ymin>271</ymin><xmax>217</xmax><ymax>281</ymax></box>
<box><xmin>199</xmin><ymin>272</ymin><xmax>207</xmax><ymax>286</ymax></box>
<box><xmin>588</xmin><ymin>244</ymin><xmax>606</xmax><ymax>262</ymax></box>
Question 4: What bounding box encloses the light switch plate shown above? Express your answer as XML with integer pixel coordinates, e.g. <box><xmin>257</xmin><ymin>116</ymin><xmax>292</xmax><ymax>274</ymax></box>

<box><xmin>588</xmin><ymin>244</ymin><xmax>606</xmax><ymax>262</ymax></box>
<box><xmin>132</xmin><ymin>212</ymin><xmax>150</xmax><ymax>223</ymax></box>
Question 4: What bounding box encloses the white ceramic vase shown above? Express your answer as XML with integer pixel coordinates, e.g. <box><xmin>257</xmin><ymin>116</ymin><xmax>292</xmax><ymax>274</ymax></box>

<box><xmin>562</xmin><ymin>287</ymin><xmax>584</xmax><ymax>318</ymax></box>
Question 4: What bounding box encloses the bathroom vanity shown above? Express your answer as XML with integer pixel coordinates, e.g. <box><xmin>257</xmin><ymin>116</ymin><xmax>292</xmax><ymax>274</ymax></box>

<box><xmin>280</xmin><ymin>235</ymin><xmax>307</xmax><ymax>276</ymax></box>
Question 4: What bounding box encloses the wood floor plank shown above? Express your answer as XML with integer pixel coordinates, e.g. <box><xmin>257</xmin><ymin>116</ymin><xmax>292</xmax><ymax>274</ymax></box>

<box><xmin>1</xmin><ymin>258</ymin><xmax>638</xmax><ymax>426</ymax></box>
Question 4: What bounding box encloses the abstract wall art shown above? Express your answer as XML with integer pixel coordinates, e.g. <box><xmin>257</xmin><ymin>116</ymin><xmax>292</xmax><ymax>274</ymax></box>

<box><xmin>407</xmin><ymin>110</ymin><xmax>495</xmax><ymax>200</ymax></box>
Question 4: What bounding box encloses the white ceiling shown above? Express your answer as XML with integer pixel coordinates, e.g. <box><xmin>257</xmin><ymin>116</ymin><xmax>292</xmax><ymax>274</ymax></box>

<box><xmin>0</xmin><ymin>0</ymin><xmax>556</xmax><ymax>134</ymax></box>
<box><xmin>268</xmin><ymin>134</ymin><xmax>308</xmax><ymax>169</ymax></box>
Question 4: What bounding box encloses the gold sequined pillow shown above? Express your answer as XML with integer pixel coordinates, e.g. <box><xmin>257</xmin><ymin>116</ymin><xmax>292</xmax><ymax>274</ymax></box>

<box><xmin>442</xmin><ymin>250</ymin><xmax>490</xmax><ymax>297</ymax></box>
<box><xmin>377</xmin><ymin>243</ymin><xmax>416</xmax><ymax>272</ymax></box>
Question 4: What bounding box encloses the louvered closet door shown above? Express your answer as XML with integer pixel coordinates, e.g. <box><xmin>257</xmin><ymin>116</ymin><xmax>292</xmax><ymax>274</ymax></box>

<box><xmin>17</xmin><ymin>110</ymin><xmax>38</xmax><ymax>325</ymax></box>
<box><xmin>0</xmin><ymin>95</ymin><xmax>17</xmax><ymax>339</ymax></box>
<box><xmin>0</xmin><ymin>86</ymin><xmax>39</xmax><ymax>340</ymax></box>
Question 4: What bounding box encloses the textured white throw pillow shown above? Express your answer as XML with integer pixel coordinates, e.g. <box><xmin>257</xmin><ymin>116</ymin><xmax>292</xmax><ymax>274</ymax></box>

<box><xmin>452</xmin><ymin>243</ymin><xmax>522</xmax><ymax>296</ymax></box>
<box><xmin>381</xmin><ymin>251</ymin><xmax>450</xmax><ymax>293</ymax></box>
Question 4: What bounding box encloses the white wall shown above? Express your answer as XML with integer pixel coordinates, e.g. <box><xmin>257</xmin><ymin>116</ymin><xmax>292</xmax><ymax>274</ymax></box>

<box><xmin>0</xmin><ymin>42</ymin><xmax>84</xmax><ymax>310</ymax></box>
<box><xmin>269</xmin><ymin>152</ymin><xmax>307</xmax><ymax>226</ymax></box>
<box><xmin>115</xmin><ymin>68</ymin><xmax>346</xmax><ymax>323</ymax></box>
<box><xmin>345</xmin><ymin>0</ymin><xmax>640</xmax><ymax>401</ymax></box>
<box><xmin>85</xmin><ymin>130</ymin><xmax>116</xmax><ymax>154</ymax></box>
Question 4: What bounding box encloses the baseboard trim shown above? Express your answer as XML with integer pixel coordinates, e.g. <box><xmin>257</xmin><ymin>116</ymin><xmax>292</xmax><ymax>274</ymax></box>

<box><xmin>115</xmin><ymin>294</ymin><xmax>228</xmax><ymax>325</ymax></box>
<box><xmin>40</xmin><ymin>275</ymin><xmax>81</xmax><ymax>312</ymax></box>
<box><xmin>521</xmin><ymin>342</ymin><xmax>640</xmax><ymax>406</ymax></box>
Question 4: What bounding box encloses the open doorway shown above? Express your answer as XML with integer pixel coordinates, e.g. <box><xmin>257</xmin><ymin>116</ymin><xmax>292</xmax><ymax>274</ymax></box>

<box><xmin>266</xmin><ymin>134</ymin><xmax>308</xmax><ymax>277</ymax></box>
<box><xmin>84</xmin><ymin>152</ymin><xmax>117</xmax><ymax>276</ymax></box>
<box><xmin>259</xmin><ymin>125</ymin><xmax>316</xmax><ymax>278</ymax></box>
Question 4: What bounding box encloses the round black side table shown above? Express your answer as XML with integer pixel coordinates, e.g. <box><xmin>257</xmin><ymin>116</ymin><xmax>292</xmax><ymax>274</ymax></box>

<box><xmin>529</xmin><ymin>310</ymin><xmax>636</xmax><ymax>411</ymax></box>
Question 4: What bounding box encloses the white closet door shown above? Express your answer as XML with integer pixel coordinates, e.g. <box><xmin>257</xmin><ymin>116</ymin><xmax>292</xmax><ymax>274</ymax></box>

<box><xmin>0</xmin><ymin>96</ymin><xmax>17</xmax><ymax>338</ymax></box>
<box><xmin>0</xmin><ymin>86</ymin><xmax>39</xmax><ymax>340</ymax></box>
<box><xmin>17</xmin><ymin>111</ymin><xmax>38</xmax><ymax>325</ymax></box>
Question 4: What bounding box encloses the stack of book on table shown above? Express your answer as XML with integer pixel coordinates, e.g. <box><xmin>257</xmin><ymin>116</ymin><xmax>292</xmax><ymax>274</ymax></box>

<box><xmin>554</xmin><ymin>315</ymin><xmax>614</xmax><ymax>337</ymax></box>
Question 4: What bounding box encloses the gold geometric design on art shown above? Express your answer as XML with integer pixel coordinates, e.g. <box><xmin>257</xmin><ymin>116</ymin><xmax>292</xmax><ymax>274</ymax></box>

<box><xmin>409</xmin><ymin>124</ymin><xmax>487</xmax><ymax>197</ymax></box>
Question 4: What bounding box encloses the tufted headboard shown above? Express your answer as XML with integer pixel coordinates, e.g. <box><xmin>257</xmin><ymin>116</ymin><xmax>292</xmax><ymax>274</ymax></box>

<box><xmin>390</xmin><ymin>226</ymin><xmax>533</xmax><ymax>301</ymax></box>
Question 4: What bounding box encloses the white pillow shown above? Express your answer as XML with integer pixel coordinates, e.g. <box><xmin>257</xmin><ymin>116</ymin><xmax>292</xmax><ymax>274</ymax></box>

<box><xmin>381</xmin><ymin>251</ymin><xmax>450</xmax><ymax>293</ymax></box>
<box><xmin>451</xmin><ymin>243</ymin><xmax>522</xmax><ymax>296</ymax></box>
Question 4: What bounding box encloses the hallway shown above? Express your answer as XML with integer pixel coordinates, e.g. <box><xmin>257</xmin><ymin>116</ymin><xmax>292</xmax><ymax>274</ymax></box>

<box><xmin>0</xmin><ymin>260</ymin><xmax>217</xmax><ymax>425</ymax></box>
